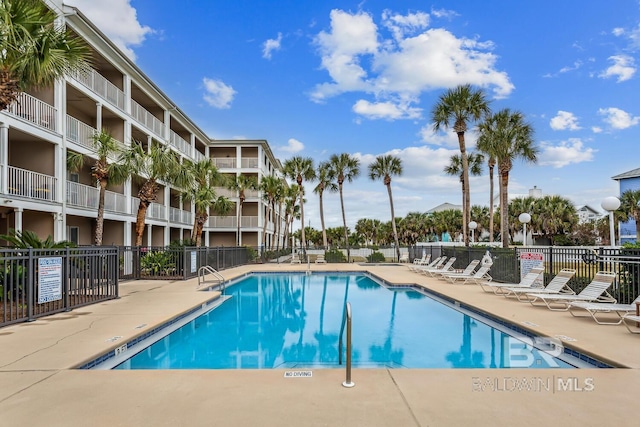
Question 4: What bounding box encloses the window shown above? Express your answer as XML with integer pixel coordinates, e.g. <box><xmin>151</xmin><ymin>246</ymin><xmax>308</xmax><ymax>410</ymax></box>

<box><xmin>68</xmin><ymin>226</ymin><xmax>79</xmax><ymax>245</ymax></box>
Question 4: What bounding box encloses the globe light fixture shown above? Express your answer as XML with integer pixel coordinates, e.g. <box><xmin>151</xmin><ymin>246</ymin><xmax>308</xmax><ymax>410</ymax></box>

<box><xmin>468</xmin><ymin>221</ymin><xmax>478</xmax><ymax>244</ymax></box>
<box><xmin>601</xmin><ymin>196</ymin><xmax>621</xmax><ymax>246</ymax></box>
<box><xmin>518</xmin><ymin>213</ymin><xmax>531</xmax><ymax>247</ymax></box>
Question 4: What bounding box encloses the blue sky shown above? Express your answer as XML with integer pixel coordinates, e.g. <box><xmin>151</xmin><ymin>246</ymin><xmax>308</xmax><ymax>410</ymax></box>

<box><xmin>67</xmin><ymin>0</ymin><xmax>640</xmax><ymax>229</ymax></box>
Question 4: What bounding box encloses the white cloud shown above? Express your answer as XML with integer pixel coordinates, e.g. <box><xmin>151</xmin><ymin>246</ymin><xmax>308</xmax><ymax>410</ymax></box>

<box><xmin>278</xmin><ymin>138</ymin><xmax>305</xmax><ymax>153</ymax></box>
<box><xmin>599</xmin><ymin>55</ymin><xmax>636</xmax><ymax>82</ymax></box>
<box><xmin>310</xmin><ymin>9</ymin><xmax>514</xmax><ymax>116</ymax></box>
<box><xmin>263</xmin><ymin>33</ymin><xmax>283</xmax><ymax>59</ymax></box>
<box><xmin>550</xmin><ymin>111</ymin><xmax>581</xmax><ymax>131</ymax></box>
<box><xmin>538</xmin><ymin>138</ymin><xmax>596</xmax><ymax>168</ymax></box>
<box><xmin>419</xmin><ymin>123</ymin><xmax>478</xmax><ymax>148</ymax></box>
<box><xmin>352</xmin><ymin>99</ymin><xmax>422</xmax><ymax>120</ymax></box>
<box><xmin>598</xmin><ymin>107</ymin><xmax>640</xmax><ymax>129</ymax></box>
<box><xmin>202</xmin><ymin>78</ymin><xmax>236</xmax><ymax>109</ymax></box>
<box><xmin>591</xmin><ymin>126</ymin><xmax>602</xmax><ymax>133</ymax></box>
<box><xmin>66</xmin><ymin>0</ymin><xmax>153</xmax><ymax>61</ymax></box>
<box><xmin>612</xmin><ymin>27</ymin><xmax>625</xmax><ymax>37</ymax></box>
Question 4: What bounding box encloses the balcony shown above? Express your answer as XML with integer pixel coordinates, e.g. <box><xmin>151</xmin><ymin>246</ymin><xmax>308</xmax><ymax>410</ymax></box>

<box><xmin>212</xmin><ymin>158</ymin><xmax>236</xmax><ymax>169</ymax></box>
<box><xmin>131</xmin><ymin>99</ymin><xmax>164</xmax><ymax>137</ymax></box>
<box><xmin>66</xmin><ymin>115</ymin><xmax>96</xmax><ymax>150</ymax></box>
<box><xmin>132</xmin><ymin>198</ymin><xmax>167</xmax><ymax>220</ymax></box>
<box><xmin>208</xmin><ymin>215</ymin><xmax>258</xmax><ymax>228</ymax></box>
<box><xmin>6</xmin><ymin>92</ymin><xmax>57</xmax><ymax>132</ymax></box>
<box><xmin>193</xmin><ymin>150</ymin><xmax>206</xmax><ymax>162</ymax></box>
<box><xmin>7</xmin><ymin>166</ymin><xmax>57</xmax><ymax>202</ymax></box>
<box><xmin>169</xmin><ymin>207</ymin><xmax>193</xmax><ymax>225</ymax></box>
<box><xmin>241</xmin><ymin>157</ymin><xmax>259</xmax><ymax>168</ymax></box>
<box><xmin>70</xmin><ymin>67</ymin><xmax>125</xmax><ymax>110</ymax></box>
<box><xmin>169</xmin><ymin>130</ymin><xmax>191</xmax><ymax>158</ymax></box>
<box><xmin>66</xmin><ymin>182</ymin><xmax>128</xmax><ymax>214</ymax></box>
<box><xmin>214</xmin><ymin>187</ymin><xmax>236</xmax><ymax>198</ymax></box>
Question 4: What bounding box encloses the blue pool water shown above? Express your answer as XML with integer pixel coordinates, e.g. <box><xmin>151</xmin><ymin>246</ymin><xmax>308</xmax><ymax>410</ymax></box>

<box><xmin>112</xmin><ymin>273</ymin><xmax>582</xmax><ymax>370</ymax></box>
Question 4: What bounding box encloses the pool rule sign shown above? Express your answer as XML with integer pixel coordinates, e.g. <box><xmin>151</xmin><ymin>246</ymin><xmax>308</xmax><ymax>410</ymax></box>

<box><xmin>520</xmin><ymin>252</ymin><xmax>544</xmax><ymax>281</ymax></box>
<box><xmin>38</xmin><ymin>257</ymin><xmax>63</xmax><ymax>304</ymax></box>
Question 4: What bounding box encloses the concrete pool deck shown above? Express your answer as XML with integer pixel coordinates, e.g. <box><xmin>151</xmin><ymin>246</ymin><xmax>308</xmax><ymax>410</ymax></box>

<box><xmin>1</xmin><ymin>262</ymin><xmax>638</xmax><ymax>426</ymax></box>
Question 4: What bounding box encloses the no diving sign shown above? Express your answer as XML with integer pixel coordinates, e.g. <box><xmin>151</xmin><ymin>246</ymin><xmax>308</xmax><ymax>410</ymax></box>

<box><xmin>284</xmin><ymin>371</ymin><xmax>313</xmax><ymax>378</ymax></box>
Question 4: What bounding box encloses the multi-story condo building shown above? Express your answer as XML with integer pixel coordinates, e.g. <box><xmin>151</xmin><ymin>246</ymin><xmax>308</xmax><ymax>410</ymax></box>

<box><xmin>0</xmin><ymin>0</ymin><xmax>284</xmax><ymax>249</ymax></box>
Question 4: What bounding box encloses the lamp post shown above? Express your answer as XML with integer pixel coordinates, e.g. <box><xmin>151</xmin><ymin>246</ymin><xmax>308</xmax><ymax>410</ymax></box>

<box><xmin>601</xmin><ymin>196</ymin><xmax>620</xmax><ymax>246</ymax></box>
<box><xmin>468</xmin><ymin>221</ymin><xmax>477</xmax><ymax>244</ymax></box>
<box><xmin>518</xmin><ymin>213</ymin><xmax>531</xmax><ymax>247</ymax></box>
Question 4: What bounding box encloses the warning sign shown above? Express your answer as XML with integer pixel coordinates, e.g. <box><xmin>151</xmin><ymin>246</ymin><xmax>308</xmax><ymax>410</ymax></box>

<box><xmin>520</xmin><ymin>252</ymin><xmax>544</xmax><ymax>281</ymax></box>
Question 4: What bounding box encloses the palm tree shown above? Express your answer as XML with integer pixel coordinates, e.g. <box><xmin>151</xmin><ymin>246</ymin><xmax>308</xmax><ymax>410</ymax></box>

<box><xmin>282</xmin><ymin>185</ymin><xmax>301</xmax><ymax>249</ymax></box>
<box><xmin>328</xmin><ymin>153</ymin><xmax>360</xmax><ymax>261</ymax></box>
<box><xmin>313</xmin><ymin>161</ymin><xmax>337</xmax><ymax>248</ymax></box>
<box><xmin>228</xmin><ymin>175</ymin><xmax>257</xmax><ymax>246</ymax></box>
<box><xmin>117</xmin><ymin>141</ymin><xmax>188</xmax><ymax>246</ymax></box>
<box><xmin>283</xmin><ymin>157</ymin><xmax>315</xmax><ymax>253</ymax></box>
<box><xmin>67</xmin><ymin>130</ymin><xmax>128</xmax><ymax>245</ymax></box>
<box><xmin>479</xmin><ymin>108</ymin><xmax>538</xmax><ymax>248</ymax></box>
<box><xmin>273</xmin><ymin>179</ymin><xmax>287</xmax><ymax>250</ymax></box>
<box><xmin>368</xmin><ymin>155</ymin><xmax>403</xmax><ymax>260</ymax></box>
<box><xmin>0</xmin><ymin>0</ymin><xmax>91</xmax><ymax>110</ymax></box>
<box><xmin>260</xmin><ymin>175</ymin><xmax>282</xmax><ymax>250</ymax></box>
<box><xmin>444</xmin><ymin>152</ymin><xmax>484</xmax><ymax>243</ymax></box>
<box><xmin>619</xmin><ymin>189</ymin><xmax>640</xmax><ymax>241</ymax></box>
<box><xmin>432</xmin><ymin>84</ymin><xmax>491</xmax><ymax>246</ymax></box>
<box><xmin>180</xmin><ymin>159</ymin><xmax>224</xmax><ymax>246</ymax></box>
<box><xmin>532</xmin><ymin>195</ymin><xmax>577</xmax><ymax>245</ymax></box>
<box><xmin>476</xmin><ymin>132</ymin><xmax>498</xmax><ymax>242</ymax></box>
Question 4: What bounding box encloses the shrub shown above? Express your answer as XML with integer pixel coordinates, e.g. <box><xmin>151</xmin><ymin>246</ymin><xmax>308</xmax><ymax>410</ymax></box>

<box><xmin>140</xmin><ymin>251</ymin><xmax>176</xmax><ymax>276</ymax></box>
<box><xmin>325</xmin><ymin>249</ymin><xmax>346</xmax><ymax>263</ymax></box>
<box><xmin>367</xmin><ymin>252</ymin><xmax>386</xmax><ymax>263</ymax></box>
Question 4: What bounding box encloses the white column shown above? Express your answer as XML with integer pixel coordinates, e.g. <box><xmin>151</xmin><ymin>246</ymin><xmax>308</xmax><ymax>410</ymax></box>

<box><xmin>13</xmin><ymin>207</ymin><xmax>23</xmax><ymax>232</ymax></box>
<box><xmin>53</xmin><ymin>212</ymin><xmax>64</xmax><ymax>242</ymax></box>
<box><xmin>164</xmin><ymin>225</ymin><xmax>170</xmax><ymax>246</ymax></box>
<box><xmin>96</xmin><ymin>102</ymin><xmax>102</xmax><ymax>131</ymax></box>
<box><xmin>190</xmin><ymin>134</ymin><xmax>196</xmax><ymax>159</ymax></box>
<box><xmin>147</xmin><ymin>223</ymin><xmax>152</xmax><ymax>246</ymax></box>
<box><xmin>54</xmin><ymin>141</ymin><xmax>63</xmax><ymax>204</ymax></box>
<box><xmin>164</xmin><ymin>109</ymin><xmax>171</xmax><ymax>141</ymax></box>
<box><xmin>123</xmin><ymin>74</ymin><xmax>131</xmax><ymax>115</ymax></box>
<box><xmin>0</xmin><ymin>123</ymin><xmax>8</xmax><ymax>193</ymax></box>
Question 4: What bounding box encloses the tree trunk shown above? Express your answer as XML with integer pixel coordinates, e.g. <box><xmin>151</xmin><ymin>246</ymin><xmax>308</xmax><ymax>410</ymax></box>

<box><xmin>339</xmin><ymin>183</ymin><xmax>349</xmax><ymax>261</ymax></box>
<box><xmin>237</xmin><ymin>196</ymin><xmax>243</xmax><ymax>246</ymax></box>
<box><xmin>262</xmin><ymin>202</ymin><xmax>271</xmax><ymax>251</ymax></box>
<box><xmin>95</xmin><ymin>179</ymin><xmax>107</xmax><ymax>245</ymax></box>
<box><xmin>319</xmin><ymin>191</ymin><xmax>327</xmax><ymax>248</ymax></box>
<box><xmin>500</xmin><ymin>170</ymin><xmax>510</xmax><ymax>248</ymax></box>
<box><xmin>135</xmin><ymin>202</ymin><xmax>149</xmax><ymax>246</ymax></box>
<box><xmin>387</xmin><ymin>183</ymin><xmax>401</xmax><ymax>261</ymax></box>
<box><xmin>299</xmin><ymin>184</ymin><xmax>306</xmax><ymax>255</ymax></box>
<box><xmin>488</xmin><ymin>164</ymin><xmax>494</xmax><ymax>242</ymax></box>
<box><xmin>457</xmin><ymin>132</ymin><xmax>470</xmax><ymax>246</ymax></box>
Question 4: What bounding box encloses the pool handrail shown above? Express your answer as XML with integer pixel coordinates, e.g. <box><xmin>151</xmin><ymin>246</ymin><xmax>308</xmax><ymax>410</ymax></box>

<box><xmin>197</xmin><ymin>266</ymin><xmax>225</xmax><ymax>292</ymax></box>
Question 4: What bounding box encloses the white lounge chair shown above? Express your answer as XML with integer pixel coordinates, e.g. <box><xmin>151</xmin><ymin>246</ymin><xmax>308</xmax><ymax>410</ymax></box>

<box><xmin>478</xmin><ymin>265</ymin><xmax>544</xmax><ymax>294</ymax></box>
<box><xmin>409</xmin><ymin>256</ymin><xmax>440</xmax><ymax>272</ymax></box>
<box><xmin>420</xmin><ymin>257</ymin><xmax>457</xmax><ymax>277</ymax></box>
<box><xmin>315</xmin><ymin>253</ymin><xmax>326</xmax><ymax>264</ymax></box>
<box><xmin>412</xmin><ymin>253</ymin><xmax>430</xmax><ymax>265</ymax></box>
<box><xmin>399</xmin><ymin>252</ymin><xmax>409</xmax><ymax>263</ymax></box>
<box><xmin>621</xmin><ymin>314</ymin><xmax>640</xmax><ymax>334</ymax></box>
<box><xmin>443</xmin><ymin>265</ymin><xmax>491</xmax><ymax>285</ymax></box>
<box><xmin>526</xmin><ymin>271</ymin><xmax>617</xmax><ymax>311</ymax></box>
<box><xmin>568</xmin><ymin>295</ymin><xmax>640</xmax><ymax>325</ymax></box>
<box><xmin>291</xmin><ymin>253</ymin><xmax>301</xmax><ymax>264</ymax></box>
<box><xmin>504</xmin><ymin>268</ymin><xmax>576</xmax><ymax>302</ymax></box>
<box><xmin>436</xmin><ymin>259</ymin><xmax>480</xmax><ymax>280</ymax></box>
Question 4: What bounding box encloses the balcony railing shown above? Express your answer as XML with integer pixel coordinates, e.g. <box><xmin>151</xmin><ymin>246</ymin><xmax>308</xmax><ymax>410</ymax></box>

<box><xmin>211</xmin><ymin>158</ymin><xmax>236</xmax><ymax>169</ymax></box>
<box><xmin>66</xmin><ymin>181</ymin><xmax>98</xmax><ymax>209</ymax></box>
<box><xmin>104</xmin><ymin>191</ymin><xmax>128</xmax><ymax>214</ymax></box>
<box><xmin>66</xmin><ymin>115</ymin><xmax>96</xmax><ymax>150</ymax></box>
<box><xmin>132</xmin><ymin>198</ymin><xmax>166</xmax><ymax>220</ymax></box>
<box><xmin>131</xmin><ymin>99</ymin><xmax>164</xmax><ymax>137</ymax></box>
<box><xmin>70</xmin><ymin>68</ymin><xmax>125</xmax><ymax>110</ymax></box>
<box><xmin>241</xmin><ymin>157</ymin><xmax>259</xmax><ymax>168</ymax></box>
<box><xmin>214</xmin><ymin>187</ymin><xmax>236</xmax><ymax>198</ymax></box>
<box><xmin>169</xmin><ymin>207</ymin><xmax>193</xmax><ymax>225</ymax></box>
<box><xmin>193</xmin><ymin>150</ymin><xmax>206</xmax><ymax>162</ymax></box>
<box><xmin>169</xmin><ymin>130</ymin><xmax>191</xmax><ymax>158</ymax></box>
<box><xmin>244</xmin><ymin>189</ymin><xmax>259</xmax><ymax>198</ymax></box>
<box><xmin>8</xmin><ymin>166</ymin><xmax>57</xmax><ymax>202</ymax></box>
<box><xmin>208</xmin><ymin>215</ymin><xmax>258</xmax><ymax>228</ymax></box>
<box><xmin>6</xmin><ymin>92</ymin><xmax>57</xmax><ymax>132</ymax></box>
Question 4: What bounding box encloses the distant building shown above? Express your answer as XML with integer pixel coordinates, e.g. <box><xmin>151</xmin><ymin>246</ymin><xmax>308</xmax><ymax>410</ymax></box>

<box><xmin>575</xmin><ymin>205</ymin><xmax>602</xmax><ymax>224</ymax></box>
<box><xmin>612</xmin><ymin>168</ymin><xmax>640</xmax><ymax>243</ymax></box>
<box><xmin>492</xmin><ymin>186</ymin><xmax>542</xmax><ymax>208</ymax></box>
<box><xmin>427</xmin><ymin>202</ymin><xmax>461</xmax><ymax>213</ymax></box>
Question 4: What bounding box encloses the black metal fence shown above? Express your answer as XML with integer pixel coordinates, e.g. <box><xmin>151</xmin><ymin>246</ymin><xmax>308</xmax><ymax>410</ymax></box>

<box><xmin>409</xmin><ymin>245</ymin><xmax>640</xmax><ymax>304</ymax></box>
<box><xmin>1</xmin><ymin>246</ymin><xmax>119</xmax><ymax>327</ymax></box>
<box><xmin>118</xmin><ymin>245</ymin><xmax>257</xmax><ymax>281</ymax></box>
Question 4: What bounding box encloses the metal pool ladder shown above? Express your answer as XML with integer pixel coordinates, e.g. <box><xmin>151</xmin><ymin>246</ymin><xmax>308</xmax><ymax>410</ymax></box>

<box><xmin>339</xmin><ymin>302</ymin><xmax>355</xmax><ymax>388</ymax></box>
<box><xmin>197</xmin><ymin>266</ymin><xmax>225</xmax><ymax>292</ymax></box>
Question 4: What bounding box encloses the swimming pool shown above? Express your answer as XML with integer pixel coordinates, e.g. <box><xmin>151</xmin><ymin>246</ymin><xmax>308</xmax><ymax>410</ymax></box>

<box><xmin>103</xmin><ymin>273</ymin><xmax>592</xmax><ymax>370</ymax></box>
